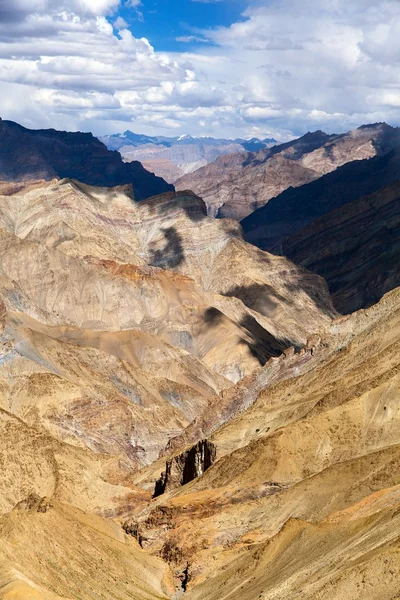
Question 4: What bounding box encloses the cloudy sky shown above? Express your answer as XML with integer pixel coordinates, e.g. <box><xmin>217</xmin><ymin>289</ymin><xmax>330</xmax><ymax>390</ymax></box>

<box><xmin>0</xmin><ymin>0</ymin><xmax>400</xmax><ymax>140</ymax></box>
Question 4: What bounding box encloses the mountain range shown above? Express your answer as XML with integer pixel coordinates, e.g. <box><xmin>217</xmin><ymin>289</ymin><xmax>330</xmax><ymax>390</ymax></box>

<box><xmin>0</xmin><ymin>118</ymin><xmax>173</xmax><ymax>200</ymax></box>
<box><xmin>177</xmin><ymin>122</ymin><xmax>400</xmax><ymax>219</ymax></box>
<box><xmin>100</xmin><ymin>130</ymin><xmax>277</xmax><ymax>183</ymax></box>
<box><xmin>2</xmin><ymin>118</ymin><xmax>400</xmax><ymax>599</ymax></box>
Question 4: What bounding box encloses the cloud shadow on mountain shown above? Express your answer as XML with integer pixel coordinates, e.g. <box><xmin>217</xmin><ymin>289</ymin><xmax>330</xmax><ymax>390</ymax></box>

<box><xmin>221</xmin><ymin>282</ymin><xmax>293</xmax><ymax>318</ymax></box>
<box><xmin>202</xmin><ymin>307</ymin><xmax>293</xmax><ymax>366</ymax></box>
<box><xmin>149</xmin><ymin>226</ymin><xmax>185</xmax><ymax>269</ymax></box>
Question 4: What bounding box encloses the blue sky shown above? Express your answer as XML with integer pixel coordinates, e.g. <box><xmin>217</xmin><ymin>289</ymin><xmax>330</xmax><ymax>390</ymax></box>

<box><xmin>0</xmin><ymin>0</ymin><xmax>399</xmax><ymax>140</ymax></box>
<box><xmin>117</xmin><ymin>0</ymin><xmax>248</xmax><ymax>52</ymax></box>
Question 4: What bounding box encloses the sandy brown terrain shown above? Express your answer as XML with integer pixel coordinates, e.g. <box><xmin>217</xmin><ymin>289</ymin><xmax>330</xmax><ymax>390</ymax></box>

<box><xmin>0</xmin><ymin>177</ymin><xmax>399</xmax><ymax>599</ymax></box>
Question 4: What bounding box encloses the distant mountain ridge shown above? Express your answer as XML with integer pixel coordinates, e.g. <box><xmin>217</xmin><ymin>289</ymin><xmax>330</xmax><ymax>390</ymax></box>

<box><xmin>241</xmin><ymin>126</ymin><xmax>400</xmax><ymax>252</ymax></box>
<box><xmin>101</xmin><ymin>129</ymin><xmax>276</xmax><ymax>151</ymax></box>
<box><xmin>176</xmin><ymin>122</ymin><xmax>400</xmax><ymax>219</ymax></box>
<box><xmin>0</xmin><ymin>118</ymin><xmax>173</xmax><ymax>200</ymax></box>
<box><xmin>99</xmin><ymin>130</ymin><xmax>277</xmax><ymax>183</ymax></box>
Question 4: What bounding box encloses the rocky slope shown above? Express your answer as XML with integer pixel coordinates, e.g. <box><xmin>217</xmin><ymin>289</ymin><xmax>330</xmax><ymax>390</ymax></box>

<box><xmin>0</xmin><ymin>177</ymin><xmax>334</xmax><ymax>499</ymax></box>
<box><xmin>2</xmin><ymin>174</ymin><xmax>400</xmax><ymax>599</ymax></box>
<box><xmin>127</xmin><ymin>285</ymin><xmax>400</xmax><ymax>600</ymax></box>
<box><xmin>0</xmin><ymin>119</ymin><xmax>173</xmax><ymax>200</ymax></box>
<box><xmin>100</xmin><ymin>131</ymin><xmax>276</xmax><ymax>184</ymax></box>
<box><xmin>281</xmin><ymin>180</ymin><xmax>400</xmax><ymax>314</ymax></box>
<box><xmin>177</xmin><ymin>123</ymin><xmax>400</xmax><ymax>219</ymax></box>
<box><xmin>0</xmin><ymin>498</ymin><xmax>174</xmax><ymax>600</ymax></box>
<box><xmin>242</xmin><ymin>138</ymin><xmax>400</xmax><ymax>253</ymax></box>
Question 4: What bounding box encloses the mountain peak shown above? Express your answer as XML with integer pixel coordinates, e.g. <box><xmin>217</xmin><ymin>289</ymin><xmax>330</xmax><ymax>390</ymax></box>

<box><xmin>0</xmin><ymin>119</ymin><xmax>173</xmax><ymax>200</ymax></box>
<box><xmin>177</xmin><ymin>133</ymin><xmax>194</xmax><ymax>141</ymax></box>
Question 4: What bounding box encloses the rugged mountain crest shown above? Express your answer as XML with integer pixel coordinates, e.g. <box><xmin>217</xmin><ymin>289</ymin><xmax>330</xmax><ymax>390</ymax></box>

<box><xmin>100</xmin><ymin>130</ymin><xmax>277</xmax><ymax>184</ymax></box>
<box><xmin>0</xmin><ymin>119</ymin><xmax>173</xmax><ymax>200</ymax></box>
<box><xmin>177</xmin><ymin>122</ymin><xmax>400</xmax><ymax>219</ymax></box>
<box><xmin>242</xmin><ymin>139</ymin><xmax>400</xmax><ymax>253</ymax></box>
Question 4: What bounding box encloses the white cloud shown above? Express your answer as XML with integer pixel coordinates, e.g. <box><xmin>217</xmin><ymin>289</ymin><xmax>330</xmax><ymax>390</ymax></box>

<box><xmin>176</xmin><ymin>35</ymin><xmax>209</xmax><ymax>43</ymax></box>
<box><xmin>113</xmin><ymin>16</ymin><xmax>128</xmax><ymax>29</ymax></box>
<box><xmin>0</xmin><ymin>0</ymin><xmax>400</xmax><ymax>139</ymax></box>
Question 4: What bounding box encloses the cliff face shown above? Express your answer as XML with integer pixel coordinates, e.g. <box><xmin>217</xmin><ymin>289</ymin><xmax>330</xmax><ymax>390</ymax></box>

<box><xmin>177</xmin><ymin>123</ymin><xmax>400</xmax><ymax>220</ymax></box>
<box><xmin>281</xmin><ymin>180</ymin><xmax>400</xmax><ymax>313</ymax></box>
<box><xmin>153</xmin><ymin>440</ymin><xmax>216</xmax><ymax>497</ymax></box>
<box><xmin>242</xmin><ymin>142</ymin><xmax>400</xmax><ymax>252</ymax></box>
<box><xmin>0</xmin><ymin>119</ymin><xmax>173</xmax><ymax>200</ymax></box>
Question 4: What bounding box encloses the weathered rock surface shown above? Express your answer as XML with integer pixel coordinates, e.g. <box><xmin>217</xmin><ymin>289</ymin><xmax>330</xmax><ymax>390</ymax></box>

<box><xmin>153</xmin><ymin>440</ymin><xmax>216</xmax><ymax>497</ymax></box>
<box><xmin>0</xmin><ymin>499</ymin><xmax>173</xmax><ymax>600</ymax></box>
<box><xmin>130</xmin><ymin>286</ymin><xmax>400</xmax><ymax>600</ymax></box>
<box><xmin>177</xmin><ymin>122</ymin><xmax>400</xmax><ymax>220</ymax></box>
<box><xmin>2</xmin><ymin>170</ymin><xmax>400</xmax><ymax>600</ymax></box>
<box><xmin>282</xmin><ymin>180</ymin><xmax>400</xmax><ymax>313</ymax></box>
<box><xmin>242</xmin><ymin>136</ymin><xmax>400</xmax><ymax>252</ymax></box>
<box><xmin>0</xmin><ymin>119</ymin><xmax>173</xmax><ymax>200</ymax></box>
<box><xmin>0</xmin><ymin>177</ymin><xmax>334</xmax><ymax>519</ymax></box>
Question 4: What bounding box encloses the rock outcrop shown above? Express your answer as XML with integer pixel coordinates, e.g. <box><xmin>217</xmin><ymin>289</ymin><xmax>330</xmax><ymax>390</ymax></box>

<box><xmin>154</xmin><ymin>440</ymin><xmax>216</xmax><ymax>497</ymax></box>
<box><xmin>177</xmin><ymin>123</ymin><xmax>400</xmax><ymax>220</ymax></box>
<box><xmin>0</xmin><ymin>119</ymin><xmax>173</xmax><ymax>200</ymax></box>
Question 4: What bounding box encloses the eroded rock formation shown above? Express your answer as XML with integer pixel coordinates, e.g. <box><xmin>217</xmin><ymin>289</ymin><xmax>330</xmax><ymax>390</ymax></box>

<box><xmin>1</xmin><ymin>171</ymin><xmax>400</xmax><ymax>600</ymax></box>
<box><xmin>154</xmin><ymin>440</ymin><xmax>216</xmax><ymax>497</ymax></box>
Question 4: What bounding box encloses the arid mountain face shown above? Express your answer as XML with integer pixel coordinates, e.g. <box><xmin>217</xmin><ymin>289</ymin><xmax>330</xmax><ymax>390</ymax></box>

<box><xmin>176</xmin><ymin>122</ymin><xmax>400</xmax><ymax>219</ymax></box>
<box><xmin>240</xmin><ymin>133</ymin><xmax>400</xmax><ymax>313</ymax></box>
<box><xmin>0</xmin><ymin>177</ymin><xmax>335</xmax><ymax>497</ymax></box>
<box><xmin>0</xmin><ymin>119</ymin><xmax>173</xmax><ymax>200</ymax></box>
<box><xmin>100</xmin><ymin>131</ymin><xmax>276</xmax><ymax>184</ymax></box>
<box><xmin>0</xmin><ymin>176</ymin><xmax>344</xmax><ymax>599</ymax></box>
<box><xmin>281</xmin><ymin>181</ymin><xmax>400</xmax><ymax>314</ymax></box>
<box><xmin>133</xmin><ymin>285</ymin><xmax>400</xmax><ymax>600</ymax></box>
<box><xmin>2</xmin><ymin>144</ymin><xmax>400</xmax><ymax>598</ymax></box>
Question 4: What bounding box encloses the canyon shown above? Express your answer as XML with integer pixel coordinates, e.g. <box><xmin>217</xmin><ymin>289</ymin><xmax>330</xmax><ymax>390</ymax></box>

<box><xmin>1</xmin><ymin>120</ymin><xmax>400</xmax><ymax>600</ymax></box>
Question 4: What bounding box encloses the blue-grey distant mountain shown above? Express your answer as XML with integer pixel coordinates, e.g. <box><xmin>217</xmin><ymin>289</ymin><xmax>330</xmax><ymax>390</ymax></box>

<box><xmin>99</xmin><ymin>130</ymin><xmax>277</xmax><ymax>183</ymax></box>
<box><xmin>0</xmin><ymin>119</ymin><xmax>173</xmax><ymax>200</ymax></box>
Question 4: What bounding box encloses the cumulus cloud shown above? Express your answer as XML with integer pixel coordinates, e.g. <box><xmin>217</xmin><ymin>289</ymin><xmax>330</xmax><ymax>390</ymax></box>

<box><xmin>0</xmin><ymin>0</ymin><xmax>400</xmax><ymax>138</ymax></box>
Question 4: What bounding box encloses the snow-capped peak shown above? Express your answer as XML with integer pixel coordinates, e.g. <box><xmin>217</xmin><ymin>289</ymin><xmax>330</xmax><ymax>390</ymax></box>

<box><xmin>177</xmin><ymin>134</ymin><xmax>194</xmax><ymax>141</ymax></box>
